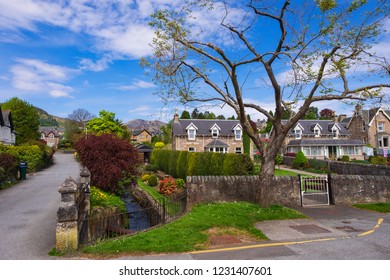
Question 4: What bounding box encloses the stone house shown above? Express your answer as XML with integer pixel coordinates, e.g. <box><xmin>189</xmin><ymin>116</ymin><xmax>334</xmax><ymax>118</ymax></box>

<box><xmin>283</xmin><ymin>119</ymin><xmax>365</xmax><ymax>160</ymax></box>
<box><xmin>39</xmin><ymin>126</ymin><xmax>61</xmax><ymax>149</ymax></box>
<box><xmin>342</xmin><ymin>105</ymin><xmax>390</xmax><ymax>157</ymax></box>
<box><xmin>172</xmin><ymin>112</ymin><xmax>245</xmax><ymax>154</ymax></box>
<box><xmin>131</xmin><ymin>129</ymin><xmax>152</xmax><ymax>143</ymax></box>
<box><xmin>0</xmin><ymin>106</ymin><xmax>16</xmax><ymax>145</ymax></box>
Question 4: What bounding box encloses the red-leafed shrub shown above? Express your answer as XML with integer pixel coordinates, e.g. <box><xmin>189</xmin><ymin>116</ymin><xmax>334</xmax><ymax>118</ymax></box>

<box><xmin>158</xmin><ymin>176</ymin><xmax>177</xmax><ymax>196</ymax></box>
<box><xmin>74</xmin><ymin>134</ymin><xmax>142</xmax><ymax>194</ymax></box>
<box><xmin>0</xmin><ymin>153</ymin><xmax>19</xmax><ymax>183</ymax></box>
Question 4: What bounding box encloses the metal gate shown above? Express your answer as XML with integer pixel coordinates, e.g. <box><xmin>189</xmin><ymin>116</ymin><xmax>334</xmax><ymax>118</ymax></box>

<box><xmin>299</xmin><ymin>175</ymin><xmax>330</xmax><ymax>207</ymax></box>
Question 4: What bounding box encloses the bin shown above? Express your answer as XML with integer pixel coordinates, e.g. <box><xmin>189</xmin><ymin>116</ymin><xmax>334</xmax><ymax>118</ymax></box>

<box><xmin>20</xmin><ymin>162</ymin><xmax>27</xmax><ymax>180</ymax></box>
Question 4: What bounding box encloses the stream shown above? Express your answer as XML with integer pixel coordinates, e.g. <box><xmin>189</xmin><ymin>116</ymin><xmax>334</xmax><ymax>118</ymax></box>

<box><xmin>121</xmin><ymin>195</ymin><xmax>151</xmax><ymax>232</ymax></box>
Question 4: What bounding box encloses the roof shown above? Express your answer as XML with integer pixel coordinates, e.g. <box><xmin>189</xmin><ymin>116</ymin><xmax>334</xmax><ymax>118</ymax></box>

<box><xmin>135</xmin><ymin>144</ymin><xmax>153</xmax><ymax>152</ymax></box>
<box><xmin>284</xmin><ymin>120</ymin><xmax>349</xmax><ymax>136</ymax></box>
<box><xmin>132</xmin><ymin>129</ymin><xmax>152</xmax><ymax>136</ymax></box>
<box><xmin>39</xmin><ymin>126</ymin><xmax>60</xmax><ymax>137</ymax></box>
<box><xmin>172</xmin><ymin>119</ymin><xmax>241</xmax><ymax>136</ymax></box>
<box><xmin>287</xmin><ymin>139</ymin><xmax>365</xmax><ymax>146</ymax></box>
<box><xmin>204</xmin><ymin>139</ymin><xmax>229</xmax><ymax>148</ymax></box>
<box><xmin>0</xmin><ymin>107</ymin><xmax>14</xmax><ymax>131</ymax></box>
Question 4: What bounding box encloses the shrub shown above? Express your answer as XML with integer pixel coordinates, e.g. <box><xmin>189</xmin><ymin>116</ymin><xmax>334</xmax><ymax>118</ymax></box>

<box><xmin>175</xmin><ymin>178</ymin><xmax>185</xmax><ymax>189</ymax></box>
<box><xmin>293</xmin><ymin>150</ymin><xmax>308</xmax><ymax>169</ymax></box>
<box><xmin>74</xmin><ymin>134</ymin><xmax>142</xmax><ymax>194</ymax></box>
<box><xmin>148</xmin><ymin>174</ymin><xmax>158</xmax><ymax>187</ymax></box>
<box><xmin>275</xmin><ymin>153</ymin><xmax>283</xmax><ymax>165</ymax></box>
<box><xmin>145</xmin><ymin>164</ymin><xmax>159</xmax><ymax>172</ymax></box>
<box><xmin>90</xmin><ymin>186</ymin><xmax>126</xmax><ymax>213</ymax></box>
<box><xmin>158</xmin><ymin>176</ymin><xmax>177</xmax><ymax>196</ymax></box>
<box><xmin>0</xmin><ymin>153</ymin><xmax>19</xmax><ymax>183</ymax></box>
<box><xmin>340</xmin><ymin>155</ymin><xmax>350</xmax><ymax>162</ymax></box>
<box><xmin>369</xmin><ymin>155</ymin><xmax>387</xmax><ymax>166</ymax></box>
<box><xmin>284</xmin><ymin>152</ymin><xmax>296</xmax><ymax>157</ymax></box>
<box><xmin>141</xmin><ymin>174</ymin><xmax>151</xmax><ymax>182</ymax></box>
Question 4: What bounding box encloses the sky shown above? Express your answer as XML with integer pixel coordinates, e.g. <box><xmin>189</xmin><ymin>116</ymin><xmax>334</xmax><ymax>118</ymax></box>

<box><xmin>0</xmin><ymin>0</ymin><xmax>389</xmax><ymax>123</ymax></box>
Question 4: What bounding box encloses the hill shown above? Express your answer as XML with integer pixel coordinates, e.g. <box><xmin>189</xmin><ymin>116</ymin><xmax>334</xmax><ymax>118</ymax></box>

<box><xmin>125</xmin><ymin>119</ymin><xmax>167</xmax><ymax>134</ymax></box>
<box><xmin>35</xmin><ymin>106</ymin><xmax>68</xmax><ymax>127</ymax></box>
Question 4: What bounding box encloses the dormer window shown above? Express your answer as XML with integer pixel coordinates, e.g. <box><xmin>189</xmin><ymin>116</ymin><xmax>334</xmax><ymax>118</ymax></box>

<box><xmin>232</xmin><ymin>124</ymin><xmax>242</xmax><ymax>141</ymax></box>
<box><xmin>332</xmin><ymin>128</ymin><xmax>339</xmax><ymax>138</ymax></box>
<box><xmin>295</xmin><ymin>129</ymin><xmax>302</xmax><ymax>139</ymax></box>
<box><xmin>210</xmin><ymin>124</ymin><xmax>220</xmax><ymax>139</ymax></box>
<box><xmin>314</xmin><ymin>129</ymin><xmax>320</xmax><ymax>137</ymax></box>
<box><xmin>186</xmin><ymin>123</ymin><xmax>198</xmax><ymax>141</ymax></box>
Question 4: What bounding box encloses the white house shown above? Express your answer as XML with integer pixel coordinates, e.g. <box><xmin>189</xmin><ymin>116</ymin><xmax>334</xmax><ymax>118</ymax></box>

<box><xmin>0</xmin><ymin>106</ymin><xmax>16</xmax><ymax>145</ymax></box>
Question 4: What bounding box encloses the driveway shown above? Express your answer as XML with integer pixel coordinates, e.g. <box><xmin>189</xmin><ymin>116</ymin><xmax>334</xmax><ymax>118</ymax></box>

<box><xmin>0</xmin><ymin>152</ymin><xmax>80</xmax><ymax>260</ymax></box>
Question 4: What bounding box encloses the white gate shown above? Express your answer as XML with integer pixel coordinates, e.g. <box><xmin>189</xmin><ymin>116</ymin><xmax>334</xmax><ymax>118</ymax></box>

<box><xmin>299</xmin><ymin>175</ymin><xmax>330</xmax><ymax>207</ymax></box>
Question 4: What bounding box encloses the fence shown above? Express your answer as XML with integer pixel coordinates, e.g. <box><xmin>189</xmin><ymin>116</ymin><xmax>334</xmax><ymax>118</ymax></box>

<box><xmin>56</xmin><ymin>168</ymin><xmax>187</xmax><ymax>251</ymax></box>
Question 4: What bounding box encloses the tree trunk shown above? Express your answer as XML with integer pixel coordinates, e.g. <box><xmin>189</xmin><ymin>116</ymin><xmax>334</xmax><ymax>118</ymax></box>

<box><xmin>256</xmin><ymin>150</ymin><xmax>277</xmax><ymax>207</ymax></box>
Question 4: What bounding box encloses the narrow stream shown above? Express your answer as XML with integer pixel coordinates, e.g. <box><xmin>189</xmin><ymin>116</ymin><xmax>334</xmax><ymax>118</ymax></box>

<box><xmin>121</xmin><ymin>195</ymin><xmax>150</xmax><ymax>232</ymax></box>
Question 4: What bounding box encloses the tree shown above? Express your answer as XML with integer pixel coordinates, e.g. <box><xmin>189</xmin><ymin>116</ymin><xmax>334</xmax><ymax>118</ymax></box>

<box><xmin>191</xmin><ymin>108</ymin><xmax>199</xmax><ymax>119</ymax></box>
<box><xmin>1</xmin><ymin>97</ymin><xmax>40</xmax><ymax>145</ymax></box>
<box><xmin>68</xmin><ymin>108</ymin><xmax>95</xmax><ymax>131</ymax></box>
<box><xmin>180</xmin><ymin>110</ymin><xmax>191</xmax><ymax>119</ymax></box>
<box><xmin>145</xmin><ymin>0</ymin><xmax>390</xmax><ymax>206</ymax></box>
<box><xmin>87</xmin><ymin>110</ymin><xmax>130</xmax><ymax>139</ymax></box>
<box><xmin>320</xmin><ymin>108</ymin><xmax>335</xmax><ymax>120</ymax></box>
<box><xmin>304</xmin><ymin>107</ymin><xmax>319</xmax><ymax>120</ymax></box>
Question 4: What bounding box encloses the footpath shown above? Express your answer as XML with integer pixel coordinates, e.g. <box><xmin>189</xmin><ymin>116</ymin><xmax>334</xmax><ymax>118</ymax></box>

<box><xmin>0</xmin><ymin>152</ymin><xmax>80</xmax><ymax>260</ymax></box>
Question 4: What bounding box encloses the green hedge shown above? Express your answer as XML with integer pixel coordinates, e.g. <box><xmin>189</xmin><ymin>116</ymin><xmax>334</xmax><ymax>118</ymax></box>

<box><xmin>151</xmin><ymin>149</ymin><xmax>254</xmax><ymax>180</ymax></box>
<box><xmin>0</xmin><ymin>142</ymin><xmax>54</xmax><ymax>172</ymax></box>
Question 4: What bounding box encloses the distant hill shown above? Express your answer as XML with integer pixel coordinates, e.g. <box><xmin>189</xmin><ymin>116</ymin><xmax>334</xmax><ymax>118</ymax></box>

<box><xmin>125</xmin><ymin>119</ymin><xmax>167</xmax><ymax>134</ymax></box>
<box><xmin>35</xmin><ymin>106</ymin><xmax>68</xmax><ymax>127</ymax></box>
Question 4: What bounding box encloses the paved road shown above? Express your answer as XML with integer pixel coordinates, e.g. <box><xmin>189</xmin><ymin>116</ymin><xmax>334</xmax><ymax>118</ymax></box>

<box><xmin>0</xmin><ymin>153</ymin><xmax>80</xmax><ymax>260</ymax></box>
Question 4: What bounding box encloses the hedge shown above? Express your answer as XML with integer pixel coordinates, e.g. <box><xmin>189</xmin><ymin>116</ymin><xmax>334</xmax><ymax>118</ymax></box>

<box><xmin>0</xmin><ymin>142</ymin><xmax>54</xmax><ymax>172</ymax></box>
<box><xmin>151</xmin><ymin>149</ymin><xmax>254</xmax><ymax>180</ymax></box>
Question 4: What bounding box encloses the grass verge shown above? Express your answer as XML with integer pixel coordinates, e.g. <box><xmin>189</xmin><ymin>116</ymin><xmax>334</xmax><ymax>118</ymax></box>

<box><xmin>274</xmin><ymin>168</ymin><xmax>299</xmax><ymax>176</ymax></box>
<box><xmin>81</xmin><ymin>202</ymin><xmax>305</xmax><ymax>256</ymax></box>
<box><xmin>353</xmin><ymin>203</ymin><xmax>390</xmax><ymax>213</ymax></box>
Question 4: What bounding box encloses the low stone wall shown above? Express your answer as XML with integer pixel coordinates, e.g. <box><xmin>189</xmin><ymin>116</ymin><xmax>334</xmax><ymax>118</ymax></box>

<box><xmin>283</xmin><ymin>156</ymin><xmax>390</xmax><ymax>175</ymax></box>
<box><xmin>186</xmin><ymin>176</ymin><xmax>301</xmax><ymax>208</ymax></box>
<box><xmin>186</xmin><ymin>174</ymin><xmax>389</xmax><ymax>208</ymax></box>
<box><xmin>330</xmin><ymin>175</ymin><xmax>390</xmax><ymax>204</ymax></box>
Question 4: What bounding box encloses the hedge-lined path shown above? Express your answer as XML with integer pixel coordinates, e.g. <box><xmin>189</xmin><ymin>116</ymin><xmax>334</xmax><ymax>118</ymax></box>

<box><xmin>0</xmin><ymin>152</ymin><xmax>80</xmax><ymax>259</ymax></box>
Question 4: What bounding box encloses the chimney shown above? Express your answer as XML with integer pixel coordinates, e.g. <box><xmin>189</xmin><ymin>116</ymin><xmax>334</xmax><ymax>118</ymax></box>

<box><xmin>355</xmin><ymin>104</ymin><xmax>362</xmax><ymax>115</ymax></box>
<box><xmin>338</xmin><ymin>114</ymin><xmax>346</xmax><ymax>122</ymax></box>
<box><xmin>173</xmin><ymin>109</ymin><xmax>179</xmax><ymax>122</ymax></box>
<box><xmin>332</xmin><ymin>111</ymin><xmax>338</xmax><ymax>122</ymax></box>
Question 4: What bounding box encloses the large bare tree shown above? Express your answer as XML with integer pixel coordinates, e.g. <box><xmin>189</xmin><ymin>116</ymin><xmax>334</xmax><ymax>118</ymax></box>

<box><xmin>144</xmin><ymin>0</ymin><xmax>390</xmax><ymax>206</ymax></box>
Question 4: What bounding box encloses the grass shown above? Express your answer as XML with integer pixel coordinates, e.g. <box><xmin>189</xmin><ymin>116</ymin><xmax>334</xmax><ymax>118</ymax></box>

<box><xmin>137</xmin><ymin>179</ymin><xmax>164</xmax><ymax>201</ymax></box>
<box><xmin>353</xmin><ymin>203</ymin><xmax>390</xmax><ymax>213</ymax></box>
<box><xmin>81</xmin><ymin>202</ymin><xmax>305</xmax><ymax>256</ymax></box>
<box><xmin>274</xmin><ymin>168</ymin><xmax>299</xmax><ymax>176</ymax></box>
<box><xmin>90</xmin><ymin>186</ymin><xmax>126</xmax><ymax>212</ymax></box>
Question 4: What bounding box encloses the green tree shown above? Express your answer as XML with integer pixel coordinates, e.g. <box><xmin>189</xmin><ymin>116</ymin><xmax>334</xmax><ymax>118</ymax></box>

<box><xmin>87</xmin><ymin>110</ymin><xmax>129</xmax><ymax>139</ymax></box>
<box><xmin>304</xmin><ymin>107</ymin><xmax>319</xmax><ymax>120</ymax></box>
<box><xmin>180</xmin><ymin>110</ymin><xmax>191</xmax><ymax>119</ymax></box>
<box><xmin>144</xmin><ymin>0</ymin><xmax>390</xmax><ymax>206</ymax></box>
<box><xmin>191</xmin><ymin>108</ymin><xmax>199</xmax><ymax>119</ymax></box>
<box><xmin>1</xmin><ymin>97</ymin><xmax>40</xmax><ymax>145</ymax></box>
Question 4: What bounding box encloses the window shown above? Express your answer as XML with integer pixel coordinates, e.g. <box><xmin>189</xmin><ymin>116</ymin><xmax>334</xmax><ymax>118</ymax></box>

<box><xmin>209</xmin><ymin>147</ymin><xmax>226</xmax><ymax>153</ymax></box>
<box><xmin>235</xmin><ymin>129</ymin><xmax>242</xmax><ymax>141</ymax></box>
<box><xmin>384</xmin><ymin>137</ymin><xmax>389</xmax><ymax>148</ymax></box>
<box><xmin>235</xmin><ymin>147</ymin><xmax>242</xmax><ymax>154</ymax></box>
<box><xmin>332</xmin><ymin>128</ymin><xmax>339</xmax><ymax>139</ymax></box>
<box><xmin>40</xmin><ymin>133</ymin><xmax>45</xmax><ymax>139</ymax></box>
<box><xmin>188</xmin><ymin>129</ymin><xmax>196</xmax><ymax>140</ymax></box>
<box><xmin>378</xmin><ymin>122</ymin><xmax>384</xmax><ymax>132</ymax></box>
<box><xmin>362</xmin><ymin>123</ymin><xmax>366</xmax><ymax>132</ymax></box>
<box><xmin>295</xmin><ymin>129</ymin><xmax>302</xmax><ymax>139</ymax></box>
<box><xmin>212</xmin><ymin>129</ymin><xmax>219</xmax><ymax>138</ymax></box>
<box><xmin>188</xmin><ymin>147</ymin><xmax>195</xmax><ymax>152</ymax></box>
<box><xmin>314</xmin><ymin>129</ymin><xmax>320</xmax><ymax>137</ymax></box>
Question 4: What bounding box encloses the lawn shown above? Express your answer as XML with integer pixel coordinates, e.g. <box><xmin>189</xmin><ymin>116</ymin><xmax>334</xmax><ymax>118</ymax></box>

<box><xmin>353</xmin><ymin>203</ymin><xmax>390</xmax><ymax>213</ymax></box>
<box><xmin>81</xmin><ymin>202</ymin><xmax>305</xmax><ymax>256</ymax></box>
<box><xmin>274</xmin><ymin>168</ymin><xmax>299</xmax><ymax>176</ymax></box>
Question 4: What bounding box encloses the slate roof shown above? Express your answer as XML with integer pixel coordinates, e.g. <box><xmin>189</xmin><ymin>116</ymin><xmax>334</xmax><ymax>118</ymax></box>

<box><xmin>39</xmin><ymin>126</ymin><xmax>60</xmax><ymax>137</ymax></box>
<box><xmin>204</xmin><ymin>139</ymin><xmax>229</xmax><ymax>148</ymax></box>
<box><xmin>132</xmin><ymin>129</ymin><xmax>152</xmax><ymax>136</ymax></box>
<box><xmin>284</xmin><ymin>120</ymin><xmax>349</xmax><ymax>136</ymax></box>
<box><xmin>135</xmin><ymin>144</ymin><xmax>153</xmax><ymax>152</ymax></box>
<box><xmin>172</xmin><ymin>119</ymin><xmax>241</xmax><ymax>136</ymax></box>
<box><xmin>360</xmin><ymin>108</ymin><xmax>390</xmax><ymax>124</ymax></box>
<box><xmin>288</xmin><ymin>139</ymin><xmax>365</xmax><ymax>146</ymax></box>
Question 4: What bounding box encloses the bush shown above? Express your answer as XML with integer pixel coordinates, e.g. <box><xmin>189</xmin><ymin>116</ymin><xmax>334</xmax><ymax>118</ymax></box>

<box><xmin>293</xmin><ymin>150</ymin><xmax>308</xmax><ymax>169</ymax></box>
<box><xmin>145</xmin><ymin>164</ymin><xmax>159</xmax><ymax>172</ymax></box>
<box><xmin>275</xmin><ymin>153</ymin><xmax>283</xmax><ymax>165</ymax></box>
<box><xmin>141</xmin><ymin>174</ymin><xmax>151</xmax><ymax>182</ymax></box>
<box><xmin>369</xmin><ymin>155</ymin><xmax>387</xmax><ymax>166</ymax></box>
<box><xmin>175</xmin><ymin>178</ymin><xmax>185</xmax><ymax>189</ymax></box>
<box><xmin>158</xmin><ymin>177</ymin><xmax>177</xmax><ymax>196</ymax></box>
<box><xmin>340</xmin><ymin>155</ymin><xmax>350</xmax><ymax>162</ymax></box>
<box><xmin>90</xmin><ymin>186</ymin><xmax>126</xmax><ymax>213</ymax></box>
<box><xmin>0</xmin><ymin>153</ymin><xmax>19</xmax><ymax>184</ymax></box>
<box><xmin>148</xmin><ymin>174</ymin><xmax>158</xmax><ymax>187</ymax></box>
<box><xmin>74</xmin><ymin>134</ymin><xmax>142</xmax><ymax>194</ymax></box>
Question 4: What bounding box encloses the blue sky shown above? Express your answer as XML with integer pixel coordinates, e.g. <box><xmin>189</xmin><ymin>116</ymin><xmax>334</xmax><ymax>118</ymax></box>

<box><xmin>0</xmin><ymin>1</ymin><xmax>389</xmax><ymax>123</ymax></box>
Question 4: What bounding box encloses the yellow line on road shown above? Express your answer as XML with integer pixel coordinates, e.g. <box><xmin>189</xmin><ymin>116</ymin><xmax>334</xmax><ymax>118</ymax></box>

<box><xmin>192</xmin><ymin>218</ymin><xmax>384</xmax><ymax>255</ymax></box>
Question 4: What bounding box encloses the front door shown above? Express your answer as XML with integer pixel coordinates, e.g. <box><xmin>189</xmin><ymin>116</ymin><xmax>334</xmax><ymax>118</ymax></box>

<box><xmin>328</xmin><ymin>146</ymin><xmax>339</xmax><ymax>160</ymax></box>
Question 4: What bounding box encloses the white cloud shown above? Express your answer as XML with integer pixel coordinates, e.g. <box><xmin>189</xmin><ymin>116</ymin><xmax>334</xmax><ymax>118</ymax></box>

<box><xmin>10</xmin><ymin>58</ymin><xmax>76</xmax><ymax>98</ymax></box>
<box><xmin>128</xmin><ymin>105</ymin><xmax>151</xmax><ymax>114</ymax></box>
<box><xmin>79</xmin><ymin>57</ymin><xmax>112</xmax><ymax>72</ymax></box>
<box><xmin>117</xmin><ymin>80</ymin><xmax>156</xmax><ymax>91</ymax></box>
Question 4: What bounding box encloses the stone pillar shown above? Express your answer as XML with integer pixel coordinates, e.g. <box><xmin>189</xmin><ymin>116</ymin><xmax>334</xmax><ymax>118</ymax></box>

<box><xmin>80</xmin><ymin>166</ymin><xmax>91</xmax><ymax>215</ymax></box>
<box><xmin>56</xmin><ymin>176</ymin><xmax>79</xmax><ymax>252</ymax></box>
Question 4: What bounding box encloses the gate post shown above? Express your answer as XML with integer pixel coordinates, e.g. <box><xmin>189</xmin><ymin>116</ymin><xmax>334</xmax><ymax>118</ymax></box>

<box><xmin>327</xmin><ymin>173</ymin><xmax>334</xmax><ymax>205</ymax></box>
<box><xmin>56</xmin><ymin>177</ymin><xmax>79</xmax><ymax>252</ymax></box>
<box><xmin>298</xmin><ymin>174</ymin><xmax>303</xmax><ymax>207</ymax></box>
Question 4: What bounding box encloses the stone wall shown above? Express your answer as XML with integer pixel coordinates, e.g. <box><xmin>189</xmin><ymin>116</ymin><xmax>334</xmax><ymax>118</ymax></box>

<box><xmin>283</xmin><ymin>156</ymin><xmax>390</xmax><ymax>176</ymax></box>
<box><xmin>330</xmin><ymin>175</ymin><xmax>390</xmax><ymax>204</ymax></box>
<box><xmin>186</xmin><ymin>174</ymin><xmax>389</xmax><ymax>208</ymax></box>
<box><xmin>186</xmin><ymin>175</ymin><xmax>301</xmax><ymax>208</ymax></box>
